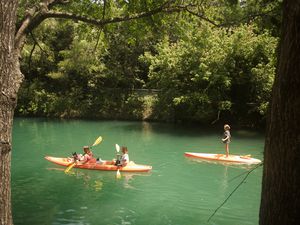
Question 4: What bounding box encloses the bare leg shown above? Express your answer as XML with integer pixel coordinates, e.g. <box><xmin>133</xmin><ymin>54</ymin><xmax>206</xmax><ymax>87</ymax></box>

<box><xmin>225</xmin><ymin>143</ymin><xmax>229</xmax><ymax>157</ymax></box>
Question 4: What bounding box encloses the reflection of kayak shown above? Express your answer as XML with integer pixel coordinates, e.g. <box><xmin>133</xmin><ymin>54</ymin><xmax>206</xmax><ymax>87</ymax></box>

<box><xmin>45</xmin><ymin>156</ymin><xmax>152</xmax><ymax>172</ymax></box>
<box><xmin>184</xmin><ymin>152</ymin><xmax>262</xmax><ymax>164</ymax></box>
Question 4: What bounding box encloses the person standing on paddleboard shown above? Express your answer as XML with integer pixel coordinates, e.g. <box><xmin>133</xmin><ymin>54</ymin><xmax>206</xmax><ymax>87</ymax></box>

<box><xmin>222</xmin><ymin>124</ymin><xmax>231</xmax><ymax>157</ymax></box>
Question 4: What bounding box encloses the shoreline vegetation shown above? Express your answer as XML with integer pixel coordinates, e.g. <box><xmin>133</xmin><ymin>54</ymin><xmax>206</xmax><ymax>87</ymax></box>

<box><xmin>15</xmin><ymin>87</ymin><xmax>266</xmax><ymax>129</ymax></box>
<box><xmin>16</xmin><ymin>3</ymin><xmax>280</xmax><ymax>130</ymax></box>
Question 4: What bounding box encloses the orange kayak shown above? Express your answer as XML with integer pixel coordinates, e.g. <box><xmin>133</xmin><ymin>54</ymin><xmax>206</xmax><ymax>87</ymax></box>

<box><xmin>184</xmin><ymin>152</ymin><xmax>262</xmax><ymax>164</ymax></box>
<box><xmin>45</xmin><ymin>156</ymin><xmax>152</xmax><ymax>172</ymax></box>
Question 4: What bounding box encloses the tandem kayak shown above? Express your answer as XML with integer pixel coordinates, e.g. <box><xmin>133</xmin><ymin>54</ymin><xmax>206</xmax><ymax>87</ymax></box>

<box><xmin>45</xmin><ymin>156</ymin><xmax>152</xmax><ymax>172</ymax></box>
<box><xmin>184</xmin><ymin>152</ymin><xmax>262</xmax><ymax>164</ymax></box>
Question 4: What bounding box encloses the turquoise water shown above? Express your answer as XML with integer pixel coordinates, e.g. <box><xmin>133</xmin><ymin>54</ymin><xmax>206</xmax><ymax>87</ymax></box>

<box><xmin>12</xmin><ymin>118</ymin><xmax>264</xmax><ymax>225</ymax></box>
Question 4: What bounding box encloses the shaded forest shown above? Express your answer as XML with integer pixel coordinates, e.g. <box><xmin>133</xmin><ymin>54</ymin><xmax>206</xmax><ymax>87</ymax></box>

<box><xmin>16</xmin><ymin>0</ymin><xmax>281</xmax><ymax>127</ymax></box>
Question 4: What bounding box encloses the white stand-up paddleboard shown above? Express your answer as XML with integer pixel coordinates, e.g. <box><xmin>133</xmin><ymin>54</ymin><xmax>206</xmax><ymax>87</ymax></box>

<box><xmin>184</xmin><ymin>152</ymin><xmax>262</xmax><ymax>164</ymax></box>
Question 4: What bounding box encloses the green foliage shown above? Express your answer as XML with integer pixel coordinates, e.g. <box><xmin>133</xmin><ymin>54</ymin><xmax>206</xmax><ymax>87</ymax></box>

<box><xmin>140</xmin><ymin>23</ymin><xmax>278</xmax><ymax>124</ymax></box>
<box><xmin>17</xmin><ymin>0</ymin><xmax>281</xmax><ymax>127</ymax></box>
<box><xmin>226</xmin><ymin>25</ymin><xmax>277</xmax><ymax>124</ymax></box>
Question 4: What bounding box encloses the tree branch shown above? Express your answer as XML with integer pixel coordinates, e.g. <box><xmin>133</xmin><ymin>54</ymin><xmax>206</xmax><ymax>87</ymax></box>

<box><xmin>30</xmin><ymin>31</ymin><xmax>45</xmax><ymax>53</ymax></box>
<box><xmin>93</xmin><ymin>0</ymin><xmax>107</xmax><ymax>51</ymax></box>
<box><xmin>15</xmin><ymin>0</ymin><xmax>70</xmax><ymax>49</ymax></box>
<box><xmin>28</xmin><ymin>31</ymin><xmax>48</xmax><ymax>69</ymax></box>
<box><xmin>185</xmin><ymin>6</ymin><xmax>280</xmax><ymax>28</ymax></box>
<box><xmin>25</xmin><ymin>2</ymin><xmax>182</xmax><ymax>34</ymax></box>
<box><xmin>28</xmin><ymin>42</ymin><xmax>36</xmax><ymax>71</ymax></box>
<box><xmin>184</xmin><ymin>6</ymin><xmax>220</xmax><ymax>27</ymax></box>
<box><xmin>16</xmin><ymin>0</ymin><xmax>200</xmax><ymax>50</ymax></box>
<box><xmin>15</xmin><ymin>5</ymin><xmax>39</xmax><ymax>48</ymax></box>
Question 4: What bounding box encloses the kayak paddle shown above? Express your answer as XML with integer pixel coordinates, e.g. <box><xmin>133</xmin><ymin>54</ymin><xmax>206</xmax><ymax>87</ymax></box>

<box><xmin>65</xmin><ymin>162</ymin><xmax>76</xmax><ymax>173</ymax></box>
<box><xmin>115</xmin><ymin>144</ymin><xmax>122</xmax><ymax>179</ymax></box>
<box><xmin>91</xmin><ymin>136</ymin><xmax>103</xmax><ymax>148</ymax></box>
<box><xmin>65</xmin><ymin>136</ymin><xmax>103</xmax><ymax>173</ymax></box>
<box><xmin>115</xmin><ymin>143</ymin><xmax>120</xmax><ymax>153</ymax></box>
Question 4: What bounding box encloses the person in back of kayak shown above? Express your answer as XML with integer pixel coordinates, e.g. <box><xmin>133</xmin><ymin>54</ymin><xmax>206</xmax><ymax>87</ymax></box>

<box><xmin>120</xmin><ymin>146</ymin><xmax>129</xmax><ymax>166</ymax></box>
<box><xmin>222</xmin><ymin>124</ymin><xmax>231</xmax><ymax>157</ymax></box>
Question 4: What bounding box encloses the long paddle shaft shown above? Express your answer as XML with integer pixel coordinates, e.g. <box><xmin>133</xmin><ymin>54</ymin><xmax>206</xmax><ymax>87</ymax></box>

<box><xmin>115</xmin><ymin>144</ymin><xmax>122</xmax><ymax>179</ymax></box>
<box><xmin>65</xmin><ymin>162</ymin><xmax>76</xmax><ymax>173</ymax></box>
<box><xmin>65</xmin><ymin>136</ymin><xmax>103</xmax><ymax>173</ymax></box>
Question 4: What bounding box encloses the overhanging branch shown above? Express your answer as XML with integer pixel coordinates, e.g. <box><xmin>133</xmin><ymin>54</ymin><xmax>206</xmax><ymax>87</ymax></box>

<box><xmin>25</xmin><ymin>1</ymin><xmax>182</xmax><ymax>34</ymax></box>
<box><xmin>16</xmin><ymin>0</ymin><xmax>205</xmax><ymax>49</ymax></box>
<box><xmin>184</xmin><ymin>7</ymin><xmax>219</xmax><ymax>27</ymax></box>
<box><xmin>15</xmin><ymin>0</ymin><xmax>70</xmax><ymax>49</ymax></box>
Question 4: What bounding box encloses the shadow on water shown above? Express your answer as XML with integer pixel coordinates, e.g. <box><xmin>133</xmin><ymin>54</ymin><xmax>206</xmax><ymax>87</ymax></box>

<box><xmin>46</xmin><ymin>167</ymin><xmax>152</xmax><ymax>191</ymax></box>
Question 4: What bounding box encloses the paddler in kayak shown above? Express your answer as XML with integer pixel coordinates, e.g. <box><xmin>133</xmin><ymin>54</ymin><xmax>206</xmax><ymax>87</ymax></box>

<box><xmin>81</xmin><ymin>146</ymin><xmax>96</xmax><ymax>164</ymax></box>
<box><xmin>120</xmin><ymin>146</ymin><xmax>130</xmax><ymax>166</ymax></box>
<box><xmin>221</xmin><ymin>124</ymin><xmax>231</xmax><ymax>157</ymax></box>
<box><xmin>114</xmin><ymin>146</ymin><xmax>130</xmax><ymax>166</ymax></box>
<box><xmin>67</xmin><ymin>146</ymin><xmax>95</xmax><ymax>168</ymax></box>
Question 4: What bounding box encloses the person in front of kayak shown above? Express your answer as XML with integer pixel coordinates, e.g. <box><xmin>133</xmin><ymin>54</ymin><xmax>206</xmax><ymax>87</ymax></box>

<box><xmin>81</xmin><ymin>146</ymin><xmax>96</xmax><ymax>163</ymax></box>
<box><xmin>120</xmin><ymin>146</ymin><xmax>130</xmax><ymax>166</ymax></box>
<box><xmin>222</xmin><ymin>124</ymin><xmax>231</xmax><ymax>157</ymax></box>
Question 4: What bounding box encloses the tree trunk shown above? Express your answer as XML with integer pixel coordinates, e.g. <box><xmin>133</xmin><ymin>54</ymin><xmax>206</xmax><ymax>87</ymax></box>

<box><xmin>259</xmin><ymin>1</ymin><xmax>300</xmax><ymax>224</ymax></box>
<box><xmin>0</xmin><ymin>1</ymin><xmax>23</xmax><ymax>225</ymax></box>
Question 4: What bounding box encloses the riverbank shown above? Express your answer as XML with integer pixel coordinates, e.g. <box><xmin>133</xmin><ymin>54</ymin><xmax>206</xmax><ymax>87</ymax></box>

<box><xmin>16</xmin><ymin>86</ymin><xmax>266</xmax><ymax>129</ymax></box>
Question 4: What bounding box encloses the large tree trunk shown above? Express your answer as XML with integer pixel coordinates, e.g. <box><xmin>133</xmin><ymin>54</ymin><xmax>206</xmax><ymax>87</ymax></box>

<box><xmin>259</xmin><ymin>1</ymin><xmax>300</xmax><ymax>224</ymax></box>
<box><xmin>0</xmin><ymin>1</ymin><xmax>23</xmax><ymax>225</ymax></box>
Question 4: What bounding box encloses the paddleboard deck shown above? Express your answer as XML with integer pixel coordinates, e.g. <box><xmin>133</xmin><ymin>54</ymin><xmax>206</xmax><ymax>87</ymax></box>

<box><xmin>184</xmin><ymin>152</ymin><xmax>262</xmax><ymax>164</ymax></box>
<box><xmin>45</xmin><ymin>156</ymin><xmax>152</xmax><ymax>172</ymax></box>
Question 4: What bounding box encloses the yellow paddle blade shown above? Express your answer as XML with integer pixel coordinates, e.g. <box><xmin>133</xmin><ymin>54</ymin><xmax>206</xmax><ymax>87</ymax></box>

<box><xmin>65</xmin><ymin>163</ymin><xmax>76</xmax><ymax>173</ymax></box>
<box><xmin>92</xmin><ymin>136</ymin><xmax>103</xmax><ymax>147</ymax></box>
<box><xmin>116</xmin><ymin>169</ymin><xmax>121</xmax><ymax>179</ymax></box>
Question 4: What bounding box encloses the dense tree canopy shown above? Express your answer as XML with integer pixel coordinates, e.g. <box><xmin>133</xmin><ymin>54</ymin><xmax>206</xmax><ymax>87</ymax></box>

<box><xmin>16</xmin><ymin>0</ymin><xmax>281</xmax><ymax>127</ymax></box>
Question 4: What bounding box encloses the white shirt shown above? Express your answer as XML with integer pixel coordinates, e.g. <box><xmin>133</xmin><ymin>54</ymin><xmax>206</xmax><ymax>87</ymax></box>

<box><xmin>121</xmin><ymin>153</ymin><xmax>129</xmax><ymax>165</ymax></box>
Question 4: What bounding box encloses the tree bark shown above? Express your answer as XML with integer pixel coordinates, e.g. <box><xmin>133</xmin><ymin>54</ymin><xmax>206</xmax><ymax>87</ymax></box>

<box><xmin>259</xmin><ymin>1</ymin><xmax>300</xmax><ymax>224</ymax></box>
<box><xmin>0</xmin><ymin>1</ymin><xmax>23</xmax><ymax>225</ymax></box>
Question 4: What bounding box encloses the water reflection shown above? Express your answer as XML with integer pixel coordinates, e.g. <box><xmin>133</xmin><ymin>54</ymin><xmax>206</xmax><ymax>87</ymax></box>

<box><xmin>46</xmin><ymin>167</ymin><xmax>151</xmax><ymax>191</ymax></box>
<box><xmin>221</xmin><ymin>166</ymin><xmax>229</xmax><ymax>192</ymax></box>
<box><xmin>142</xmin><ymin>122</ymin><xmax>152</xmax><ymax>135</ymax></box>
<box><xmin>185</xmin><ymin>157</ymin><xmax>260</xmax><ymax>170</ymax></box>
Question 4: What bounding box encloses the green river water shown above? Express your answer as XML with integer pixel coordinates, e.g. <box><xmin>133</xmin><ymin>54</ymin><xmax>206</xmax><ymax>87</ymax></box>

<box><xmin>12</xmin><ymin>118</ymin><xmax>264</xmax><ymax>225</ymax></box>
